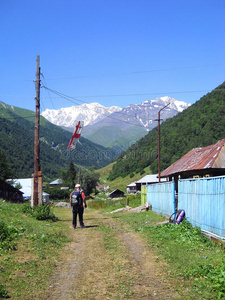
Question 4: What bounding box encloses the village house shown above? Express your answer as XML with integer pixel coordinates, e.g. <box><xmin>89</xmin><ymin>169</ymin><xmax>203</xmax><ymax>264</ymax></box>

<box><xmin>126</xmin><ymin>181</ymin><xmax>137</xmax><ymax>194</ymax></box>
<box><xmin>0</xmin><ymin>179</ymin><xmax>23</xmax><ymax>202</ymax></box>
<box><xmin>11</xmin><ymin>178</ymin><xmax>32</xmax><ymax>200</ymax></box>
<box><xmin>136</xmin><ymin>174</ymin><xmax>167</xmax><ymax>191</ymax></box>
<box><xmin>49</xmin><ymin>179</ymin><xmax>64</xmax><ymax>188</ymax></box>
<box><xmin>11</xmin><ymin>178</ymin><xmax>50</xmax><ymax>203</ymax></box>
<box><xmin>109</xmin><ymin>189</ymin><xmax>125</xmax><ymax>199</ymax></box>
<box><xmin>160</xmin><ymin>138</ymin><xmax>225</xmax><ymax>193</ymax></box>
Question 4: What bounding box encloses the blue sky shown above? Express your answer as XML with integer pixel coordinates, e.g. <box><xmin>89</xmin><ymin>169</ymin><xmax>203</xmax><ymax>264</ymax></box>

<box><xmin>1</xmin><ymin>0</ymin><xmax>225</xmax><ymax>112</ymax></box>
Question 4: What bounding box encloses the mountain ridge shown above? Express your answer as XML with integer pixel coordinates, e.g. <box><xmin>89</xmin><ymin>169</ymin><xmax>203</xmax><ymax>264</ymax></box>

<box><xmin>41</xmin><ymin>96</ymin><xmax>190</xmax><ymax>150</ymax></box>
<box><xmin>0</xmin><ymin>102</ymin><xmax>117</xmax><ymax>180</ymax></box>
<box><xmin>107</xmin><ymin>82</ymin><xmax>225</xmax><ymax>180</ymax></box>
<box><xmin>41</xmin><ymin>102</ymin><xmax>122</xmax><ymax>128</ymax></box>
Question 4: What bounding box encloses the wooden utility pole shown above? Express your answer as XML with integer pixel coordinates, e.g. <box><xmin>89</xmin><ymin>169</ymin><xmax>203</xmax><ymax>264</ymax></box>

<box><xmin>157</xmin><ymin>103</ymin><xmax>170</xmax><ymax>183</ymax></box>
<box><xmin>33</xmin><ymin>55</ymin><xmax>41</xmax><ymax>206</ymax></box>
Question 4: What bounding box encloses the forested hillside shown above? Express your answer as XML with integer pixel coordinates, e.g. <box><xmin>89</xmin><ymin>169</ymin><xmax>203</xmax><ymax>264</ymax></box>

<box><xmin>108</xmin><ymin>82</ymin><xmax>225</xmax><ymax>180</ymax></box>
<box><xmin>0</xmin><ymin>102</ymin><xmax>117</xmax><ymax>180</ymax></box>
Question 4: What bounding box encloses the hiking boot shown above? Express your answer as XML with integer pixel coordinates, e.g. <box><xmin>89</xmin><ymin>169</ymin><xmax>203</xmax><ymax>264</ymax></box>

<box><xmin>80</xmin><ymin>225</ymin><xmax>85</xmax><ymax>228</ymax></box>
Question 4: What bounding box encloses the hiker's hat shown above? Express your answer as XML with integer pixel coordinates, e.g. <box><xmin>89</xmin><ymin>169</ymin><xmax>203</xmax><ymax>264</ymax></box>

<box><xmin>75</xmin><ymin>184</ymin><xmax>81</xmax><ymax>188</ymax></box>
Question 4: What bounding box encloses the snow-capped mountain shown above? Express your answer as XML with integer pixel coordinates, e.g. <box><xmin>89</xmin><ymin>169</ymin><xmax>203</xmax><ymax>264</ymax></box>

<box><xmin>41</xmin><ymin>97</ymin><xmax>190</xmax><ymax>150</ymax></box>
<box><xmin>41</xmin><ymin>97</ymin><xmax>190</xmax><ymax>130</ymax></box>
<box><xmin>41</xmin><ymin>102</ymin><xmax>122</xmax><ymax>128</ymax></box>
<box><xmin>141</xmin><ymin>96</ymin><xmax>190</xmax><ymax>113</ymax></box>
<box><xmin>83</xmin><ymin>96</ymin><xmax>190</xmax><ymax>132</ymax></box>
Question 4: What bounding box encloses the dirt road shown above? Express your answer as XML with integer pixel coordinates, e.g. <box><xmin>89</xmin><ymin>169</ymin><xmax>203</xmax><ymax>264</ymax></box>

<box><xmin>43</xmin><ymin>209</ymin><xmax>181</xmax><ymax>299</ymax></box>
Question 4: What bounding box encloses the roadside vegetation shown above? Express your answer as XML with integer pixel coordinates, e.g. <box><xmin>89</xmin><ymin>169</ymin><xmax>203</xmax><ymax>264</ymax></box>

<box><xmin>96</xmin><ymin>162</ymin><xmax>150</xmax><ymax>192</ymax></box>
<box><xmin>0</xmin><ymin>200</ymin><xmax>70</xmax><ymax>299</ymax></box>
<box><xmin>88</xmin><ymin>193</ymin><xmax>141</xmax><ymax>211</ymax></box>
<box><xmin>1</xmin><ymin>197</ymin><xmax>225</xmax><ymax>299</ymax></box>
<box><xmin>119</xmin><ymin>212</ymin><xmax>225</xmax><ymax>299</ymax></box>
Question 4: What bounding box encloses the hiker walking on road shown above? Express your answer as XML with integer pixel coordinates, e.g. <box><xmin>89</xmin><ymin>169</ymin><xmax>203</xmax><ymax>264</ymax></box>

<box><xmin>70</xmin><ymin>184</ymin><xmax>87</xmax><ymax>229</ymax></box>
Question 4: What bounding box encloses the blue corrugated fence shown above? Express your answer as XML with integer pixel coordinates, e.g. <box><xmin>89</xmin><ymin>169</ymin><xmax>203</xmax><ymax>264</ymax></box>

<box><xmin>178</xmin><ymin>176</ymin><xmax>225</xmax><ymax>238</ymax></box>
<box><xmin>147</xmin><ymin>181</ymin><xmax>175</xmax><ymax>216</ymax></box>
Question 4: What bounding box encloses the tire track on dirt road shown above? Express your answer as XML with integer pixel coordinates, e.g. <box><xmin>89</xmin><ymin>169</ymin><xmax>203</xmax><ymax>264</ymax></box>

<box><xmin>43</xmin><ymin>209</ymin><xmax>182</xmax><ymax>299</ymax></box>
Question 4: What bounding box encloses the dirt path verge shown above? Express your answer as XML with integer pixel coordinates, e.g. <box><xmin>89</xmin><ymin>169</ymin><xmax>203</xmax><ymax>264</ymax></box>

<box><xmin>43</xmin><ymin>209</ymin><xmax>182</xmax><ymax>299</ymax></box>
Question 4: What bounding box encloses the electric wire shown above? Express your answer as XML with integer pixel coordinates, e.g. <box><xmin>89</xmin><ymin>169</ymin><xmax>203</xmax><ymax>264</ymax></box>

<box><xmin>57</xmin><ymin>89</ymin><xmax>219</xmax><ymax>98</ymax></box>
<box><xmin>41</xmin><ymin>73</ymin><xmax>55</xmax><ymax>110</ymax></box>
<box><xmin>42</xmin><ymin>86</ymin><xmax>158</xmax><ymax>129</ymax></box>
<box><xmin>44</xmin><ymin>62</ymin><xmax>225</xmax><ymax>80</ymax></box>
<box><xmin>42</xmin><ymin>85</ymin><xmax>225</xmax><ymax>128</ymax></box>
<box><xmin>42</xmin><ymin>85</ymin><xmax>163</xmax><ymax>124</ymax></box>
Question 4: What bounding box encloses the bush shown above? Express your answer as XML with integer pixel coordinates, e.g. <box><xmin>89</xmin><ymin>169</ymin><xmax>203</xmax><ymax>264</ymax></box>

<box><xmin>22</xmin><ymin>203</ymin><xmax>58</xmax><ymax>222</ymax></box>
<box><xmin>0</xmin><ymin>221</ymin><xmax>19</xmax><ymax>250</ymax></box>
<box><xmin>33</xmin><ymin>204</ymin><xmax>58</xmax><ymax>221</ymax></box>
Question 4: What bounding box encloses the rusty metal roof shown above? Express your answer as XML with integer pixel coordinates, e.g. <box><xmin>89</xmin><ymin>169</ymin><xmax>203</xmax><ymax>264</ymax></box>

<box><xmin>160</xmin><ymin>139</ymin><xmax>225</xmax><ymax>177</ymax></box>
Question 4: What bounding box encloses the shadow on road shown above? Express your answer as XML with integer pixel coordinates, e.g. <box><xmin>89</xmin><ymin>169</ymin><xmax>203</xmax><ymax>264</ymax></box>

<box><xmin>83</xmin><ymin>225</ymin><xmax>99</xmax><ymax>228</ymax></box>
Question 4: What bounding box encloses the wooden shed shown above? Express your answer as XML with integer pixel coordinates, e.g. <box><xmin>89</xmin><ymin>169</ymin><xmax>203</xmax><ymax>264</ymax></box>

<box><xmin>0</xmin><ymin>179</ymin><xmax>24</xmax><ymax>202</ymax></box>
<box><xmin>109</xmin><ymin>189</ymin><xmax>125</xmax><ymax>199</ymax></box>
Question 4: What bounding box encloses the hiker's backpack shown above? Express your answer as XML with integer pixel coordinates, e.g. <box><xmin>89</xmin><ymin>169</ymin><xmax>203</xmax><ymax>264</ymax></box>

<box><xmin>169</xmin><ymin>209</ymin><xmax>185</xmax><ymax>225</ymax></box>
<box><xmin>71</xmin><ymin>191</ymin><xmax>82</xmax><ymax>207</ymax></box>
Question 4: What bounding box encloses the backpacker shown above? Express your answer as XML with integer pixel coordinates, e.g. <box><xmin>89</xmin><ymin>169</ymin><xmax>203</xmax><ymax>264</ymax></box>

<box><xmin>71</xmin><ymin>191</ymin><xmax>82</xmax><ymax>207</ymax></box>
<box><xmin>169</xmin><ymin>209</ymin><xmax>185</xmax><ymax>225</ymax></box>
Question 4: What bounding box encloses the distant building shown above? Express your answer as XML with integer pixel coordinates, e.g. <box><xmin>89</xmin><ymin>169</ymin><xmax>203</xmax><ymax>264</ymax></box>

<box><xmin>109</xmin><ymin>189</ymin><xmax>125</xmax><ymax>199</ymax></box>
<box><xmin>136</xmin><ymin>174</ymin><xmax>167</xmax><ymax>191</ymax></box>
<box><xmin>126</xmin><ymin>182</ymin><xmax>137</xmax><ymax>194</ymax></box>
<box><xmin>49</xmin><ymin>179</ymin><xmax>63</xmax><ymax>187</ymax></box>
<box><xmin>11</xmin><ymin>178</ymin><xmax>32</xmax><ymax>200</ymax></box>
<box><xmin>0</xmin><ymin>179</ymin><xmax>23</xmax><ymax>202</ymax></box>
<box><xmin>42</xmin><ymin>192</ymin><xmax>50</xmax><ymax>204</ymax></box>
<box><xmin>11</xmin><ymin>178</ymin><xmax>50</xmax><ymax>203</ymax></box>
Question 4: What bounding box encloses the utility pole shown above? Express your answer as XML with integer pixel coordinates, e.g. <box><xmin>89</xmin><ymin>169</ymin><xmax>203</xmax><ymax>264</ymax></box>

<box><xmin>78</xmin><ymin>167</ymin><xmax>81</xmax><ymax>184</ymax></box>
<box><xmin>157</xmin><ymin>103</ymin><xmax>170</xmax><ymax>183</ymax></box>
<box><xmin>33</xmin><ymin>55</ymin><xmax>41</xmax><ymax>206</ymax></box>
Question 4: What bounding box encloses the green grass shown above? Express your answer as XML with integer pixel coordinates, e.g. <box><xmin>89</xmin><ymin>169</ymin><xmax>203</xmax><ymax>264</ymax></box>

<box><xmin>0</xmin><ymin>200</ymin><xmax>70</xmax><ymax>299</ymax></box>
<box><xmin>117</xmin><ymin>211</ymin><xmax>225</xmax><ymax>299</ymax></box>
<box><xmin>88</xmin><ymin>193</ymin><xmax>142</xmax><ymax>211</ymax></box>
<box><xmin>2</xmin><ymin>197</ymin><xmax>225</xmax><ymax>299</ymax></box>
<box><xmin>97</xmin><ymin>163</ymin><xmax>151</xmax><ymax>192</ymax></box>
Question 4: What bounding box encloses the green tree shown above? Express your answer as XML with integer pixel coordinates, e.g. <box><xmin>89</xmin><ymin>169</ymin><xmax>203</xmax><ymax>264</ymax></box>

<box><xmin>68</xmin><ymin>161</ymin><xmax>76</xmax><ymax>186</ymax></box>
<box><xmin>60</xmin><ymin>161</ymin><xmax>77</xmax><ymax>188</ymax></box>
<box><xmin>80</xmin><ymin>169</ymin><xmax>100</xmax><ymax>195</ymax></box>
<box><xmin>0</xmin><ymin>149</ymin><xmax>12</xmax><ymax>180</ymax></box>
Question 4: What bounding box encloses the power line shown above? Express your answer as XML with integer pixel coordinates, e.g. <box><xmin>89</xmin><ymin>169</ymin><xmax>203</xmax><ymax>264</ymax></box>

<box><xmin>42</xmin><ymin>86</ymin><xmax>157</xmax><ymax>129</ymax></box>
<box><xmin>41</xmin><ymin>73</ymin><xmax>55</xmax><ymax>110</ymax></box>
<box><xmin>62</xmin><ymin>89</ymin><xmax>218</xmax><ymax>98</ymax></box>
<box><xmin>41</xmin><ymin>85</ymin><xmax>225</xmax><ymax>128</ymax></box>
<box><xmin>44</xmin><ymin>62</ymin><xmax>225</xmax><ymax>80</ymax></box>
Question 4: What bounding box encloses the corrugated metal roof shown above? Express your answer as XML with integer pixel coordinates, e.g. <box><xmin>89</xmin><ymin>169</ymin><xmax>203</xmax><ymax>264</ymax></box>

<box><xmin>49</xmin><ymin>179</ymin><xmax>63</xmax><ymax>185</ymax></box>
<box><xmin>136</xmin><ymin>174</ymin><xmax>167</xmax><ymax>183</ymax></box>
<box><xmin>126</xmin><ymin>181</ymin><xmax>136</xmax><ymax>187</ymax></box>
<box><xmin>12</xmin><ymin>178</ymin><xmax>32</xmax><ymax>197</ymax></box>
<box><xmin>161</xmin><ymin>139</ymin><xmax>225</xmax><ymax>177</ymax></box>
